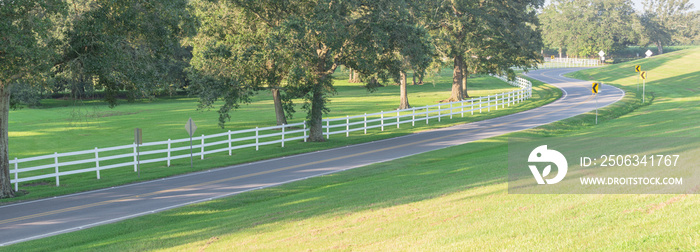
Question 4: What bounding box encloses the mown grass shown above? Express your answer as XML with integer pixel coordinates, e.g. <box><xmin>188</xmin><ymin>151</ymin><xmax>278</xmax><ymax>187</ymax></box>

<box><xmin>4</xmin><ymin>70</ymin><xmax>561</xmax><ymax>203</ymax></box>
<box><xmin>5</xmin><ymin>48</ymin><xmax>699</xmax><ymax>251</ymax></box>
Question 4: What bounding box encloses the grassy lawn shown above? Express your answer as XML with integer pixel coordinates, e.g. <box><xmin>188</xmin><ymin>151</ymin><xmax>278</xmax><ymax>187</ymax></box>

<box><xmin>5</xmin><ymin>48</ymin><xmax>699</xmax><ymax>251</ymax></box>
<box><xmin>4</xmin><ymin>70</ymin><xmax>561</xmax><ymax>203</ymax></box>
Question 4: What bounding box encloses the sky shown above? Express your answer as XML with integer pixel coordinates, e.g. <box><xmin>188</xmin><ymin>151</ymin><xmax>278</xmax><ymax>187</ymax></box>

<box><xmin>543</xmin><ymin>0</ymin><xmax>700</xmax><ymax>12</ymax></box>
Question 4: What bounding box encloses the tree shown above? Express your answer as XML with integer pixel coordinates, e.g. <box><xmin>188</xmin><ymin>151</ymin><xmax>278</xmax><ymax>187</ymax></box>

<box><xmin>428</xmin><ymin>0</ymin><xmax>543</xmax><ymax>101</ymax></box>
<box><xmin>640</xmin><ymin>0</ymin><xmax>699</xmax><ymax>54</ymax></box>
<box><xmin>0</xmin><ymin>0</ymin><xmax>194</xmax><ymax>198</ymax></box>
<box><xmin>0</xmin><ymin>0</ymin><xmax>65</xmax><ymax>198</ymax></box>
<box><xmin>53</xmin><ymin>0</ymin><xmax>195</xmax><ymax>107</ymax></box>
<box><xmin>223</xmin><ymin>0</ymin><xmax>424</xmax><ymax>142</ymax></box>
<box><xmin>188</xmin><ymin>0</ymin><xmax>297</xmax><ymax>127</ymax></box>
<box><xmin>371</xmin><ymin>9</ymin><xmax>433</xmax><ymax>110</ymax></box>
<box><xmin>540</xmin><ymin>0</ymin><xmax>637</xmax><ymax>58</ymax></box>
<box><xmin>395</xmin><ymin>6</ymin><xmax>433</xmax><ymax>110</ymax></box>
<box><xmin>0</xmin><ymin>0</ymin><xmax>64</xmax><ymax>198</ymax></box>
<box><xmin>539</xmin><ymin>3</ymin><xmax>568</xmax><ymax>58</ymax></box>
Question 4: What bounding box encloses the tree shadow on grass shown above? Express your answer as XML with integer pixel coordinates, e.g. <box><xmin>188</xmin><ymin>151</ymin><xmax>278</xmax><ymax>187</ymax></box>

<box><xmin>6</xmin><ymin>141</ymin><xmax>510</xmax><ymax>251</ymax></box>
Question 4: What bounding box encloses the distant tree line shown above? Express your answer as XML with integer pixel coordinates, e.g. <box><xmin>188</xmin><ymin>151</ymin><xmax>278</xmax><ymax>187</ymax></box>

<box><xmin>540</xmin><ymin>0</ymin><xmax>700</xmax><ymax>58</ymax></box>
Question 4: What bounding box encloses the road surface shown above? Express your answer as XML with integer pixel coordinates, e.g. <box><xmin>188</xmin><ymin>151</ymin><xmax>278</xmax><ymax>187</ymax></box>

<box><xmin>0</xmin><ymin>68</ymin><xmax>624</xmax><ymax>246</ymax></box>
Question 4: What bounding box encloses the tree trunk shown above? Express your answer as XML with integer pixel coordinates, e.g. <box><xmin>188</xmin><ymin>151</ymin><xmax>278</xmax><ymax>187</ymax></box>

<box><xmin>656</xmin><ymin>42</ymin><xmax>663</xmax><ymax>55</ymax></box>
<box><xmin>462</xmin><ymin>71</ymin><xmax>470</xmax><ymax>98</ymax></box>
<box><xmin>348</xmin><ymin>69</ymin><xmax>359</xmax><ymax>83</ymax></box>
<box><xmin>461</xmin><ymin>60</ymin><xmax>469</xmax><ymax>98</ymax></box>
<box><xmin>447</xmin><ymin>55</ymin><xmax>464</xmax><ymax>102</ymax></box>
<box><xmin>0</xmin><ymin>83</ymin><xmax>14</xmax><ymax>198</ymax></box>
<box><xmin>558</xmin><ymin>47</ymin><xmax>562</xmax><ymax>58</ymax></box>
<box><xmin>308</xmin><ymin>83</ymin><xmax>325</xmax><ymax>142</ymax></box>
<box><xmin>271</xmin><ymin>88</ymin><xmax>287</xmax><ymax>126</ymax></box>
<box><xmin>398</xmin><ymin>71</ymin><xmax>410</xmax><ymax>110</ymax></box>
<box><xmin>412</xmin><ymin>71</ymin><xmax>417</xmax><ymax>85</ymax></box>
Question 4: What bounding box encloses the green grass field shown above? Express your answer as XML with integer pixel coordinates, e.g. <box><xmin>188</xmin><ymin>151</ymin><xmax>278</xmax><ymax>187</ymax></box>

<box><xmin>4</xmin><ymin>69</ymin><xmax>561</xmax><ymax>203</ymax></box>
<box><xmin>5</xmin><ymin>48</ymin><xmax>698</xmax><ymax>251</ymax></box>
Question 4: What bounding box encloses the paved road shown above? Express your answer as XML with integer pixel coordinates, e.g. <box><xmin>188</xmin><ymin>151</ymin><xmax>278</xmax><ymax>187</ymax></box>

<box><xmin>0</xmin><ymin>68</ymin><xmax>624</xmax><ymax>246</ymax></box>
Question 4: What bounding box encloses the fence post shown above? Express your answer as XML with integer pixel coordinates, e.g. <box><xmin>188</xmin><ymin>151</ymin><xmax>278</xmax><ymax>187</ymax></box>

<box><xmin>519</xmin><ymin>89</ymin><xmax>522</xmax><ymax>103</ymax></box>
<box><xmin>521</xmin><ymin>90</ymin><xmax>524</xmax><ymax>103</ymax></box>
<box><xmin>412</xmin><ymin>108</ymin><xmax>415</xmax><ymax>126</ymax></box>
<box><xmin>508</xmin><ymin>92</ymin><xmax>511</xmax><ymax>107</ymax></box>
<box><xmin>495</xmin><ymin>94</ymin><xmax>498</xmax><ymax>110</ymax></box>
<box><xmin>95</xmin><ymin>147</ymin><xmax>100</xmax><ymax>180</ymax></box>
<box><xmin>426</xmin><ymin>107</ymin><xmax>429</xmax><ymax>124</ymax></box>
<box><xmin>326</xmin><ymin>119</ymin><xmax>330</xmax><ymax>139</ymax></box>
<box><xmin>346</xmin><ymin>116</ymin><xmax>350</xmax><ymax>137</ymax></box>
<box><xmin>487</xmin><ymin>96</ymin><xmax>490</xmax><ymax>112</ymax></box>
<box><xmin>502</xmin><ymin>92</ymin><xmax>505</xmax><ymax>109</ymax></box>
<box><xmin>54</xmin><ymin>152</ymin><xmax>60</xmax><ymax>186</ymax></box>
<box><xmin>167</xmin><ymin>139</ymin><xmax>171</xmax><ymax>167</ymax></box>
<box><xmin>461</xmin><ymin>101</ymin><xmax>464</xmax><ymax>117</ymax></box>
<box><xmin>471</xmin><ymin>100</ymin><xmax>474</xmax><ymax>115</ymax></box>
<box><xmin>303</xmin><ymin>121</ymin><xmax>307</xmax><ymax>142</ymax></box>
<box><xmin>14</xmin><ymin>157</ymin><xmax>18</xmax><ymax>191</ymax></box>
<box><xmin>479</xmin><ymin>97</ymin><xmax>482</xmax><ymax>113</ymax></box>
<box><xmin>364</xmin><ymin>113</ymin><xmax>367</xmax><ymax>134</ymax></box>
<box><xmin>133</xmin><ymin>143</ymin><xmax>138</xmax><ymax>172</ymax></box>
<box><xmin>381</xmin><ymin>111</ymin><xmax>384</xmax><ymax>131</ymax></box>
<box><xmin>228</xmin><ymin>130</ymin><xmax>232</xmax><ymax>155</ymax></box>
<box><xmin>396</xmin><ymin>111</ymin><xmax>400</xmax><ymax>128</ymax></box>
<box><xmin>256</xmin><ymin>127</ymin><xmax>259</xmax><ymax>150</ymax></box>
<box><xmin>450</xmin><ymin>103</ymin><xmax>453</xmax><ymax>119</ymax></box>
<box><xmin>282</xmin><ymin>124</ymin><xmax>285</xmax><ymax>147</ymax></box>
<box><xmin>200</xmin><ymin>134</ymin><xmax>205</xmax><ymax>160</ymax></box>
<box><xmin>438</xmin><ymin>104</ymin><xmax>441</xmax><ymax>122</ymax></box>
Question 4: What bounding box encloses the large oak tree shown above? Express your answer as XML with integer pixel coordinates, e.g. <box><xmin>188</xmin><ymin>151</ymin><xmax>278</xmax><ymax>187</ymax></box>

<box><xmin>0</xmin><ymin>0</ymin><xmax>193</xmax><ymax>198</ymax></box>
<box><xmin>427</xmin><ymin>0</ymin><xmax>543</xmax><ymax>102</ymax></box>
<box><xmin>188</xmin><ymin>0</ymin><xmax>298</xmax><ymax>127</ymax></box>
<box><xmin>0</xmin><ymin>0</ymin><xmax>64</xmax><ymax>198</ymax></box>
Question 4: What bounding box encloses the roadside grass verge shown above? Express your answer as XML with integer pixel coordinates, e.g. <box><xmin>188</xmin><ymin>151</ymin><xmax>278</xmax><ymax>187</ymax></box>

<box><xmin>6</xmin><ymin>48</ymin><xmax>700</xmax><ymax>250</ymax></box>
<box><xmin>3</xmin><ymin>72</ymin><xmax>560</xmax><ymax>203</ymax></box>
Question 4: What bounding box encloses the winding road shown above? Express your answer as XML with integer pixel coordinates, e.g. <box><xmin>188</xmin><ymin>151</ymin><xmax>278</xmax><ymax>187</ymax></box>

<box><xmin>0</xmin><ymin>68</ymin><xmax>624</xmax><ymax>246</ymax></box>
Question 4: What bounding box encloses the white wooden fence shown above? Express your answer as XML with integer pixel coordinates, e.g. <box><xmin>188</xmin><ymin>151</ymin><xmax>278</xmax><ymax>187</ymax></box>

<box><xmin>512</xmin><ymin>57</ymin><xmax>600</xmax><ymax>71</ymax></box>
<box><xmin>8</xmin><ymin>76</ymin><xmax>532</xmax><ymax>190</ymax></box>
<box><xmin>538</xmin><ymin>57</ymin><xmax>600</xmax><ymax>69</ymax></box>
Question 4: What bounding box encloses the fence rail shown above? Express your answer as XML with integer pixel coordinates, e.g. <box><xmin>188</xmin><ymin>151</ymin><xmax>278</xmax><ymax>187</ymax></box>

<box><xmin>8</xmin><ymin>75</ymin><xmax>532</xmax><ymax>191</ymax></box>
<box><xmin>512</xmin><ymin>57</ymin><xmax>601</xmax><ymax>71</ymax></box>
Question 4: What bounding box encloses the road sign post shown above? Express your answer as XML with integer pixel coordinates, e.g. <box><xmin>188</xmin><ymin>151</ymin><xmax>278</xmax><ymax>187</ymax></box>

<box><xmin>134</xmin><ymin>128</ymin><xmax>142</xmax><ymax>178</ymax></box>
<box><xmin>592</xmin><ymin>82</ymin><xmax>599</xmax><ymax>124</ymax></box>
<box><xmin>635</xmin><ymin>65</ymin><xmax>641</xmax><ymax>91</ymax></box>
<box><xmin>641</xmin><ymin>71</ymin><xmax>648</xmax><ymax>102</ymax></box>
<box><xmin>185</xmin><ymin>118</ymin><xmax>197</xmax><ymax>169</ymax></box>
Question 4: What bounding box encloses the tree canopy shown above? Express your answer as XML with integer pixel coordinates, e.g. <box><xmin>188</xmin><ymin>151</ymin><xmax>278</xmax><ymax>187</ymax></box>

<box><xmin>53</xmin><ymin>0</ymin><xmax>195</xmax><ymax>106</ymax></box>
<box><xmin>540</xmin><ymin>0</ymin><xmax>638</xmax><ymax>57</ymax></box>
<box><xmin>640</xmin><ymin>0</ymin><xmax>699</xmax><ymax>54</ymax></box>
<box><xmin>426</xmin><ymin>0</ymin><xmax>543</xmax><ymax>101</ymax></box>
<box><xmin>0</xmin><ymin>0</ymin><xmax>65</xmax><ymax>198</ymax></box>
